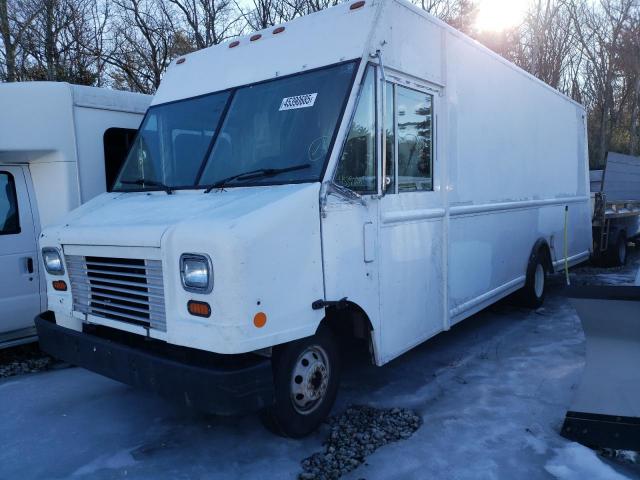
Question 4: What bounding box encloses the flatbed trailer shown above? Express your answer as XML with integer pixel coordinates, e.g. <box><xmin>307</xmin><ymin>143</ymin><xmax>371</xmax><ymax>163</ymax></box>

<box><xmin>591</xmin><ymin>152</ymin><xmax>640</xmax><ymax>265</ymax></box>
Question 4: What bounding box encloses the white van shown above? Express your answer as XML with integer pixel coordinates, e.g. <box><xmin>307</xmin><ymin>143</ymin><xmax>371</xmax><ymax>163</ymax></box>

<box><xmin>0</xmin><ymin>82</ymin><xmax>150</xmax><ymax>347</ymax></box>
<box><xmin>36</xmin><ymin>0</ymin><xmax>592</xmax><ymax>437</ymax></box>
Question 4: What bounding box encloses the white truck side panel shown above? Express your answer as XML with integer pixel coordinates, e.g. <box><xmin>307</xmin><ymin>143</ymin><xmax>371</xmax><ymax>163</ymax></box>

<box><xmin>443</xmin><ymin>28</ymin><xmax>590</xmax><ymax>317</ymax></box>
<box><xmin>322</xmin><ymin>0</ymin><xmax>591</xmax><ymax>365</ymax></box>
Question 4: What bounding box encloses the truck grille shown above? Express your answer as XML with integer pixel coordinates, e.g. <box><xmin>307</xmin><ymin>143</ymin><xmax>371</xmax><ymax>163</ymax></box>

<box><xmin>66</xmin><ymin>255</ymin><xmax>166</xmax><ymax>331</ymax></box>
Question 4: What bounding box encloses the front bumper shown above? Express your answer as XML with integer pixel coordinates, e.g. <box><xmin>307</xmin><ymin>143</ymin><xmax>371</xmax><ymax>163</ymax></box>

<box><xmin>35</xmin><ymin>312</ymin><xmax>274</xmax><ymax>415</ymax></box>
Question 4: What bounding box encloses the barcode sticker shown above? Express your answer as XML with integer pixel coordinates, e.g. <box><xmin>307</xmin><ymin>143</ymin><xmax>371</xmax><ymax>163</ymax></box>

<box><xmin>279</xmin><ymin>93</ymin><xmax>318</xmax><ymax>111</ymax></box>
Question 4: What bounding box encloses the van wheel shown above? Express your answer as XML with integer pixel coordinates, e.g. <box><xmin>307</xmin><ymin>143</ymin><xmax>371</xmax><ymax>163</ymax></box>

<box><xmin>261</xmin><ymin>324</ymin><xmax>340</xmax><ymax>438</ymax></box>
<box><xmin>520</xmin><ymin>250</ymin><xmax>547</xmax><ymax>309</ymax></box>
<box><xmin>608</xmin><ymin>231</ymin><xmax>627</xmax><ymax>267</ymax></box>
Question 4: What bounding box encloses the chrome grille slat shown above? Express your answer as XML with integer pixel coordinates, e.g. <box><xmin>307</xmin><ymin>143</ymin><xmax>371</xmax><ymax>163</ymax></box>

<box><xmin>68</xmin><ymin>266</ymin><xmax>164</xmax><ymax>281</ymax></box>
<box><xmin>67</xmin><ymin>276</ymin><xmax>164</xmax><ymax>290</ymax></box>
<box><xmin>71</xmin><ymin>283</ymin><xmax>165</xmax><ymax>299</ymax></box>
<box><xmin>83</xmin><ymin>261</ymin><xmax>161</xmax><ymax>271</ymax></box>
<box><xmin>66</xmin><ymin>254</ymin><xmax>166</xmax><ymax>332</ymax></box>
<box><xmin>71</xmin><ymin>290</ymin><xmax>160</xmax><ymax>307</ymax></box>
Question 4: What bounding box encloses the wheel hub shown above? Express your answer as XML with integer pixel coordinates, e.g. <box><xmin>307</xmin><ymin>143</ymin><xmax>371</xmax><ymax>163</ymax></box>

<box><xmin>534</xmin><ymin>263</ymin><xmax>545</xmax><ymax>298</ymax></box>
<box><xmin>291</xmin><ymin>346</ymin><xmax>330</xmax><ymax>414</ymax></box>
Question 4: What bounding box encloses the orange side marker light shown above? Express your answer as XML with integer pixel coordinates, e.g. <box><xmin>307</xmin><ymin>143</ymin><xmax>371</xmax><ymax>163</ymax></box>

<box><xmin>253</xmin><ymin>312</ymin><xmax>267</xmax><ymax>328</ymax></box>
<box><xmin>52</xmin><ymin>280</ymin><xmax>67</xmax><ymax>291</ymax></box>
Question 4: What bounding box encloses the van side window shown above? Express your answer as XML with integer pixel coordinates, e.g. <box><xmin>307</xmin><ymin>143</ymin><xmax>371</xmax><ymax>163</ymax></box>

<box><xmin>396</xmin><ymin>85</ymin><xmax>433</xmax><ymax>192</ymax></box>
<box><xmin>103</xmin><ymin>128</ymin><xmax>138</xmax><ymax>192</ymax></box>
<box><xmin>0</xmin><ymin>172</ymin><xmax>20</xmax><ymax>235</ymax></box>
<box><xmin>334</xmin><ymin>67</ymin><xmax>376</xmax><ymax>193</ymax></box>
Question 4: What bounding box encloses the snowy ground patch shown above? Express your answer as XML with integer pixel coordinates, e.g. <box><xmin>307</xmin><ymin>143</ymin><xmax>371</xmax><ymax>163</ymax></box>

<box><xmin>545</xmin><ymin>443</ymin><xmax>631</xmax><ymax>480</ymax></box>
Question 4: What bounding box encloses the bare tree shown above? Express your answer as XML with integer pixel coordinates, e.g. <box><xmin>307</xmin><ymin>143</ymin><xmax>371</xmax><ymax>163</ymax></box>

<box><xmin>616</xmin><ymin>9</ymin><xmax>640</xmax><ymax>154</ymax></box>
<box><xmin>520</xmin><ymin>0</ymin><xmax>574</xmax><ymax>89</ymax></box>
<box><xmin>567</xmin><ymin>0</ymin><xmax>637</xmax><ymax>166</ymax></box>
<box><xmin>0</xmin><ymin>0</ymin><xmax>39</xmax><ymax>81</ymax></box>
<box><xmin>415</xmin><ymin>0</ymin><xmax>477</xmax><ymax>32</ymax></box>
<box><xmin>106</xmin><ymin>0</ymin><xmax>183</xmax><ymax>92</ymax></box>
<box><xmin>167</xmin><ymin>0</ymin><xmax>242</xmax><ymax>49</ymax></box>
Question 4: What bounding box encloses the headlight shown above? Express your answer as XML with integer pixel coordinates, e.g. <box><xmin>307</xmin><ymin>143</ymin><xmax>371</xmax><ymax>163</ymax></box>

<box><xmin>180</xmin><ymin>254</ymin><xmax>213</xmax><ymax>293</ymax></box>
<box><xmin>42</xmin><ymin>247</ymin><xmax>64</xmax><ymax>275</ymax></box>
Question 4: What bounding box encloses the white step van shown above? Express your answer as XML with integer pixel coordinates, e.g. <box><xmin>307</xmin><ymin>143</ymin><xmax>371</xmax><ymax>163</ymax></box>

<box><xmin>0</xmin><ymin>82</ymin><xmax>150</xmax><ymax>347</ymax></box>
<box><xmin>36</xmin><ymin>0</ymin><xmax>592</xmax><ymax>436</ymax></box>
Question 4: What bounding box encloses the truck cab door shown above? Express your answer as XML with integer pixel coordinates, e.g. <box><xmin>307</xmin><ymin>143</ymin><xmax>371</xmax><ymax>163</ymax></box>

<box><xmin>0</xmin><ymin>166</ymin><xmax>41</xmax><ymax>341</ymax></box>
<box><xmin>321</xmin><ymin>65</ymin><xmax>382</xmax><ymax>358</ymax></box>
<box><xmin>377</xmin><ymin>76</ymin><xmax>446</xmax><ymax>361</ymax></box>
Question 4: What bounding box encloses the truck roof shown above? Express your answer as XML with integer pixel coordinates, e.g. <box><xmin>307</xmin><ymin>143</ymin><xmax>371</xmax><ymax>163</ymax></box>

<box><xmin>154</xmin><ymin>0</ymin><xmax>583</xmax><ymax>110</ymax></box>
<box><xmin>0</xmin><ymin>81</ymin><xmax>149</xmax><ymax>115</ymax></box>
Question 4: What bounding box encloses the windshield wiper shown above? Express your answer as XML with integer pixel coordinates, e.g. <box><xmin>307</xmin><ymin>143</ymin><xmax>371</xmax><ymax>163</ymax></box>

<box><xmin>203</xmin><ymin>163</ymin><xmax>311</xmax><ymax>193</ymax></box>
<box><xmin>120</xmin><ymin>178</ymin><xmax>173</xmax><ymax>195</ymax></box>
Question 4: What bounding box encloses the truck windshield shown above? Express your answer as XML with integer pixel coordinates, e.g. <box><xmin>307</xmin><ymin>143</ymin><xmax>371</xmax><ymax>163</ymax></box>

<box><xmin>114</xmin><ymin>61</ymin><xmax>357</xmax><ymax>192</ymax></box>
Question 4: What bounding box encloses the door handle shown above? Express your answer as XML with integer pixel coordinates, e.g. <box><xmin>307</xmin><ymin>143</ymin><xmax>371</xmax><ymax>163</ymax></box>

<box><xmin>25</xmin><ymin>257</ymin><xmax>34</xmax><ymax>274</ymax></box>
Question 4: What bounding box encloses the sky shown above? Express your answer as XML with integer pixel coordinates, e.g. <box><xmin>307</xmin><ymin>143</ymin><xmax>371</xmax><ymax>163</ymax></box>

<box><xmin>473</xmin><ymin>0</ymin><xmax>531</xmax><ymax>31</ymax></box>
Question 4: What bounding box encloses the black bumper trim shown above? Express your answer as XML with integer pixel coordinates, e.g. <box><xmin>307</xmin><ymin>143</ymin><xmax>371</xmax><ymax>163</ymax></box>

<box><xmin>561</xmin><ymin>411</ymin><xmax>640</xmax><ymax>451</ymax></box>
<box><xmin>35</xmin><ymin>313</ymin><xmax>274</xmax><ymax>416</ymax></box>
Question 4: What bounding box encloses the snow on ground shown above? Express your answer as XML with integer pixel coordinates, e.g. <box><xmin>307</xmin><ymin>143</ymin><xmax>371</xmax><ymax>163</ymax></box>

<box><xmin>545</xmin><ymin>443</ymin><xmax>630</xmax><ymax>480</ymax></box>
<box><xmin>1</xmin><ymin>254</ymin><xmax>640</xmax><ymax>480</ymax></box>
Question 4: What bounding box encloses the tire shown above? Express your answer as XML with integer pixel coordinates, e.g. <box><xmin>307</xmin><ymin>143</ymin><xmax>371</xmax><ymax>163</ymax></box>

<box><xmin>520</xmin><ymin>249</ymin><xmax>548</xmax><ymax>309</ymax></box>
<box><xmin>261</xmin><ymin>324</ymin><xmax>340</xmax><ymax>438</ymax></box>
<box><xmin>608</xmin><ymin>231</ymin><xmax>627</xmax><ymax>267</ymax></box>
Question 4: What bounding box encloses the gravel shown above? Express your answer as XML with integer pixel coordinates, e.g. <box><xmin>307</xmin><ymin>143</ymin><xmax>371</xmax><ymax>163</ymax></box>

<box><xmin>0</xmin><ymin>344</ymin><xmax>59</xmax><ymax>378</ymax></box>
<box><xmin>299</xmin><ymin>405</ymin><xmax>422</xmax><ymax>480</ymax></box>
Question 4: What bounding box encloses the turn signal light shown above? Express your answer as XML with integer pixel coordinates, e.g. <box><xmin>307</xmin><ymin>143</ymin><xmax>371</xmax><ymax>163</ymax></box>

<box><xmin>188</xmin><ymin>300</ymin><xmax>211</xmax><ymax>318</ymax></box>
<box><xmin>52</xmin><ymin>280</ymin><xmax>67</xmax><ymax>291</ymax></box>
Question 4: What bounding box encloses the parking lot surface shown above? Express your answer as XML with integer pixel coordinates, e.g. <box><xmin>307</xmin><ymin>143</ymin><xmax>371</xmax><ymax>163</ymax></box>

<box><xmin>1</xmin><ymin>256</ymin><xmax>640</xmax><ymax>480</ymax></box>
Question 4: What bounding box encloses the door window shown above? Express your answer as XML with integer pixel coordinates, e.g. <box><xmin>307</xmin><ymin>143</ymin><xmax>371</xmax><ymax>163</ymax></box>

<box><xmin>385</xmin><ymin>83</ymin><xmax>434</xmax><ymax>193</ymax></box>
<box><xmin>334</xmin><ymin>66</ymin><xmax>377</xmax><ymax>194</ymax></box>
<box><xmin>0</xmin><ymin>172</ymin><xmax>20</xmax><ymax>235</ymax></box>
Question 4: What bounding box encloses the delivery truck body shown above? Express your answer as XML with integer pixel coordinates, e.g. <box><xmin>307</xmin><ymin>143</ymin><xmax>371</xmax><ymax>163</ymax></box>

<box><xmin>0</xmin><ymin>82</ymin><xmax>150</xmax><ymax>347</ymax></box>
<box><xmin>36</xmin><ymin>0</ymin><xmax>592</xmax><ymax>436</ymax></box>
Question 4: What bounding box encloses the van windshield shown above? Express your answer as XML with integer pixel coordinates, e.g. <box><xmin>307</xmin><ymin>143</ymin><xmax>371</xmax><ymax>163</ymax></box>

<box><xmin>114</xmin><ymin>61</ymin><xmax>357</xmax><ymax>192</ymax></box>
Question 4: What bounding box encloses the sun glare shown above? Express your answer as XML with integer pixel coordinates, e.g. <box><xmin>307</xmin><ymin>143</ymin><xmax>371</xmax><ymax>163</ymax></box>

<box><xmin>474</xmin><ymin>0</ymin><xmax>528</xmax><ymax>32</ymax></box>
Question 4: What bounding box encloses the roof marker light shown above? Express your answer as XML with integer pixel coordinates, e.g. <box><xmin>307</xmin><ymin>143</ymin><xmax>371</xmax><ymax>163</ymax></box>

<box><xmin>250</xmin><ymin>34</ymin><xmax>262</xmax><ymax>41</ymax></box>
<box><xmin>350</xmin><ymin>0</ymin><xmax>365</xmax><ymax>9</ymax></box>
<box><xmin>176</xmin><ymin>57</ymin><xmax>186</xmax><ymax>64</ymax></box>
<box><xmin>273</xmin><ymin>26</ymin><xmax>285</xmax><ymax>34</ymax></box>
<box><xmin>229</xmin><ymin>40</ymin><xmax>240</xmax><ymax>48</ymax></box>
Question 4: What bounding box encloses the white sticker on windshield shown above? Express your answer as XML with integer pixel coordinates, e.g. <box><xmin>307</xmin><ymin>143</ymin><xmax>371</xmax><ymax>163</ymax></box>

<box><xmin>279</xmin><ymin>93</ymin><xmax>318</xmax><ymax>111</ymax></box>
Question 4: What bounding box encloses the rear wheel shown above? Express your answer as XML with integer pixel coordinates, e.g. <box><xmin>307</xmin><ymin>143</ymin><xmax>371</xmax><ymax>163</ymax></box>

<box><xmin>520</xmin><ymin>249</ymin><xmax>548</xmax><ymax>308</ymax></box>
<box><xmin>261</xmin><ymin>324</ymin><xmax>340</xmax><ymax>437</ymax></box>
<box><xmin>608</xmin><ymin>231</ymin><xmax>627</xmax><ymax>267</ymax></box>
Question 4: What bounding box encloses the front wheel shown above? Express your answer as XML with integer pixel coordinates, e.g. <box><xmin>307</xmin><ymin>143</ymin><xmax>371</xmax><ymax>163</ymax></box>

<box><xmin>261</xmin><ymin>324</ymin><xmax>340</xmax><ymax>437</ymax></box>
